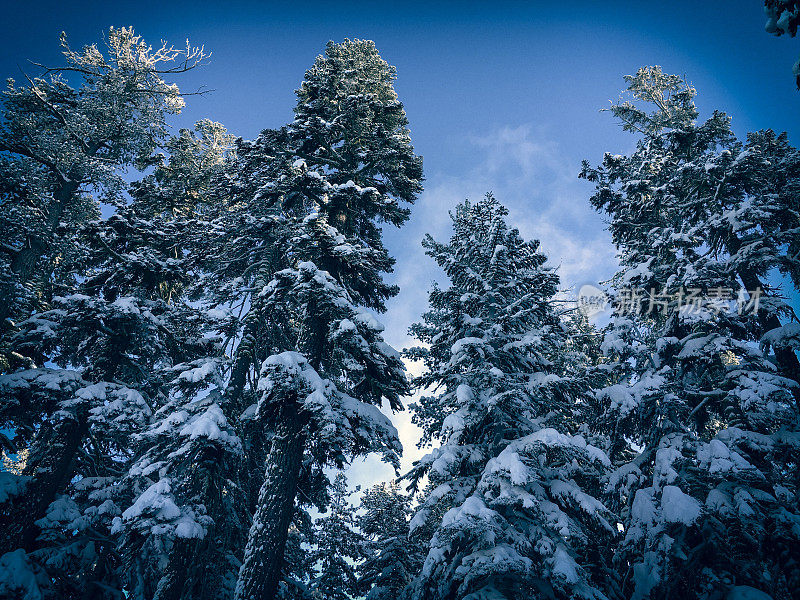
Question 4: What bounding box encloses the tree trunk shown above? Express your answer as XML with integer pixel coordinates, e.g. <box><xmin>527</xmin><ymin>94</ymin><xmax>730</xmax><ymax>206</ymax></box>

<box><xmin>0</xmin><ymin>409</ymin><xmax>88</xmax><ymax>555</ymax></box>
<box><xmin>234</xmin><ymin>401</ymin><xmax>306</xmax><ymax>600</ymax></box>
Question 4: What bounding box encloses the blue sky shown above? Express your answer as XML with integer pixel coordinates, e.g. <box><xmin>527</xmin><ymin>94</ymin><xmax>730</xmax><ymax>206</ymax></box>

<box><xmin>3</xmin><ymin>0</ymin><xmax>799</xmax><ymax>487</ymax></box>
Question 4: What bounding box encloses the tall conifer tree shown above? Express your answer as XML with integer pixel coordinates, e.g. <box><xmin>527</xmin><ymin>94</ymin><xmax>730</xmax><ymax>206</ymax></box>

<box><xmin>581</xmin><ymin>67</ymin><xmax>800</xmax><ymax>599</ymax></box>
<box><xmin>231</xmin><ymin>39</ymin><xmax>422</xmax><ymax>600</ymax></box>
<box><xmin>406</xmin><ymin>195</ymin><xmax>615</xmax><ymax>600</ymax></box>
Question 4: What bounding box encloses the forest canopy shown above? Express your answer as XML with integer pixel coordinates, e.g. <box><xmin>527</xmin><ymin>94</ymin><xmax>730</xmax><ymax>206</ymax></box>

<box><xmin>1</xmin><ymin>16</ymin><xmax>799</xmax><ymax>600</ymax></box>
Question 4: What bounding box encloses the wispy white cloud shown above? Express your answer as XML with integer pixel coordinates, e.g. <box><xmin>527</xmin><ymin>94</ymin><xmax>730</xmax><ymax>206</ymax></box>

<box><xmin>468</xmin><ymin>124</ymin><xmax>617</xmax><ymax>287</ymax></box>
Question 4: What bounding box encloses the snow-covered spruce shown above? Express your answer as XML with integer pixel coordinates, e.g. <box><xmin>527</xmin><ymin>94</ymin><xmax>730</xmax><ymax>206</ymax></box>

<box><xmin>235</xmin><ymin>270</ymin><xmax>406</xmax><ymax>600</ymax></box>
<box><xmin>228</xmin><ymin>39</ymin><xmax>421</xmax><ymax>600</ymax></box>
<box><xmin>1</xmin><ymin>287</ymin><xmax>205</xmax><ymax>598</ymax></box>
<box><xmin>583</xmin><ymin>67</ymin><xmax>800</xmax><ymax>599</ymax></box>
<box><xmin>405</xmin><ymin>195</ymin><xmax>616</xmax><ymax>600</ymax></box>
<box><xmin>106</xmin><ymin>118</ymin><xmax>243</xmax><ymax>600</ymax></box>
<box><xmin>0</xmin><ymin>74</ymin><xmax>233</xmax><ymax>600</ymax></box>
<box><xmin>308</xmin><ymin>473</ymin><xmax>367</xmax><ymax>600</ymax></box>
<box><xmin>0</xmin><ymin>26</ymin><xmax>204</xmax><ymax>358</ymax></box>
<box><xmin>358</xmin><ymin>481</ymin><xmax>422</xmax><ymax>600</ymax></box>
<box><xmin>115</xmin><ymin>358</ymin><xmax>245</xmax><ymax>600</ymax></box>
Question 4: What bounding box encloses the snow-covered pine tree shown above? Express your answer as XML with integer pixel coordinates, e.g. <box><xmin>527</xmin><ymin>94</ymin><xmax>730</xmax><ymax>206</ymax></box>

<box><xmin>358</xmin><ymin>481</ymin><xmax>421</xmax><ymax>600</ymax></box>
<box><xmin>581</xmin><ymin>66</ymin><xmax>800</xmax><ymax>599</ymax></box>
<box><xmin>580</xmin><ymin>67</ymin><xmax>800</xmax><ymax>391</ymax></box>
<box><xmin>0</xmin><ymin>25</ymin><xmax>206</xmax><ymax>569</ymax></box>
<box><xmin>0</xmin><ymin>26</ymin><xmax>206</xmax><ymax>363</ymax></box>
<box><xmin>2</xmin><ymin>242</ymin><xmax>204</xmax><ymax>598</ymax></box>
<box><xmin>307</xmin><ymin>473</ymin><xmax>367</xmax><ymax>600</ymax></box>
<box><xmin>231</xmin><ymin>39</ymin><xmax>421</xmax><ymax>600</ymax></box>
<box><xmin>192</xmin><ymin>129</ymin><xmax>291</xmax><ymax>522</ymax></box>
<box><xmin>0</xmin><ymin>117</ymin><xmax>231</xmax><ymax>599</ymax></box>
<box><xmin>115</xmin><ymin>362</ymin><xmax>244</xmax><ymax>600</ymax></box>
<box><xmin>209</xmin><ymin>35</ymin><xmax>422</xmax><ymax>403</ymax></box>
<box><xmin>233</xmin><ymin>258</ymin><xmax>406</xmax><ymax>600</ymax></box>
<box><xmin>405</xmin><ymin>195</ymin><xmax>616</xmax><ymax>600</ymax></box>
<box><xmin>108</xmin><ymin>121</ymin><xmax>246</xmax><ymax>600</ymax></box>
<box><xmin>204</xmin><ymin>36</ymin><xmax>423</xmax><ymax>432</ymax></box>
<box><xmin>288</xmin><ymin>39</ymin><xmax>423</xmax><ymax>287</ymax></box>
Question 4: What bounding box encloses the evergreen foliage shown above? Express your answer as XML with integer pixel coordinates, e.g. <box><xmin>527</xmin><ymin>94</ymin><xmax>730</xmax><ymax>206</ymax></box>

<box><xmin>358</xmin><ymin>481</ymin><xmax>421</xmax><ymax>600</ymax></box>
<box><xmin>405</xmin><ymin>195</ymin><xmax>616</xmax><ymax>600</ymax></box>
<box><xmin>0</xmin><ymin>23</ymin><xmax>798</xmax><ymax>600</ymax></box>
<box><xmin>581</xmin><ymin>66</ymin><xmax>800</xmax><ymax>600</ymax></box>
